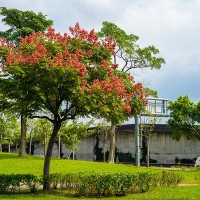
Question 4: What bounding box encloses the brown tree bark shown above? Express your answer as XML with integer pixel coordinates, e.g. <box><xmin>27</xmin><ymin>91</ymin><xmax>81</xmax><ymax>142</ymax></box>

<box><xmin>0</xmin><ymin>126</ymin><xmax>2</xmax><ymax>153</ymax></box>
<box><xmin>57</xmin><ymin>134</ymin><xmax>61</xmax><ymax>159</ymax></box>
<box><xmin>19</xmin><ymin>113</ymin><xmax>27</xmax><ymax>157</ymax></box>
<box><xmin>102</xmin><ymin>141</ymin><xmax>106</xmax><ymax>162</ymax></box>
<box><xmin>8</xmin><ymin>137</ymin><xmax>11</xmax><ymax>153</ymax></box>
<box><xmin>29</xmin><ymin>131</ymin><xmax>32</xmax><ymax>155</ymax></box>
<box><xmin>15</xmin><ymin>143</ymin><xmax>19</xmax><ymax>153</ymax></box>
<box><xmin>143</xmin><ymin>136</ymin><xmax>150</xmax><ymax>167</ymax></box>
<box><xmin>44</xmin><ymin>132</ymin><xmax>47</xmax><ymax>156</ymax></box>
<box><xmin>108</xmin><ymin>124</ymin><xmax>115</xmax><ymax>163</ymax></box>
<box><xmin>43</xmin><ymin>122</ymin><xmax>61</xmax><ymax>191</ymax></box>
<box><xmin>146</xmin><ymin>139</ymin><xmax>150</xmax><ymax>167</ymax></box>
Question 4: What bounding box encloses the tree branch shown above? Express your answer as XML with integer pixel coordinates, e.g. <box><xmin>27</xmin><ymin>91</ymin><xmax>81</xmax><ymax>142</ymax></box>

<box><xmin>29</xmin><ymin>115</ymin><xmax>54</xmax><ymax>123</ymax></box>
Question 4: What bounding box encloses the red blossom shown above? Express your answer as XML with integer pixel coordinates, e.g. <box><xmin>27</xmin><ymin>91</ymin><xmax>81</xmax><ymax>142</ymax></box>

<box><xmin>102</xmin><ymin>36</ymin><xmax>116</xmax><ymax>55</ymax></box>
<box><xmin>111</xmin><ymin>63</ymin><xmax>119</xmax><ymax>69</ymax></box>
<box><xmin>0</xmin><ymin>38</ymin><xmax>7</xmax><ymax>46</ymax></box>
<box><xmin>1</xmin><ymin>23</ymin><xmax>147</xmax><ymax>115</ymax></box>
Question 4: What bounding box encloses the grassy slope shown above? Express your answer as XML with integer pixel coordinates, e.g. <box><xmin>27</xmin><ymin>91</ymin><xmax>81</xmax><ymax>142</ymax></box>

<box><xmin>0</xmin><ymin>152</ymin><xmax>157</xmax><ymax>175</ymax></box>
<box><xmin>0</xmin><ymin>153</ymin><xmax>199</xmax><ymax>184</ymax></box>
<box><xmin>0</xmin><ymin>153</ymin><xmax>200</xmax><ymax>200</ymax></box>
<box><xmin>0</xmin><ymin>153</ymin><xmax>197</xmax><ymax>183</ymax></box>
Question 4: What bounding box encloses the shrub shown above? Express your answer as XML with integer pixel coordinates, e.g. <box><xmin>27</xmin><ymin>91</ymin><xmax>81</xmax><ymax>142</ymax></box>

<box><xmin>22</xmin><ymin>174</ymin><xmax>42</xmax><ymax>193</ymax></box>
<box><xmin>0</xmin><ymin>170</ymin><xmax>184</xmax><ymax>196</ymax></box>
<box><xmin>160</xmin><ymin>171</ymin><xmax>184</xmax><ymax>186</ymax></box>
<box><xmin>136</xmin><ymin>172</ymin><xmax>160</xmax><ymax>192</ymax></box>
<box><xmin>53</xmin><ymin>171</ymin><xmax>160</xmax><ymax>197</ymax></box>
<box><xmin>0</xmin><ymin>174</ymin><xmax>41</xmax><ymax>194</ymax></box>
<box><xmin>0</xmin><ymin>174</ymin><xmax>11</xmax><ymax>193</ymax></box>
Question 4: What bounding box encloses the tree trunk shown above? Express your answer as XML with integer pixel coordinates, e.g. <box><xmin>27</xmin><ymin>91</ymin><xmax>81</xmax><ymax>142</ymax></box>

<box><xmin>20</xmin><ymin>113</ymin><xmax>27</xmax><ymax>157</ymax></box>
<box><xmin>44</xmin><ymin>132</ymin><xmax>47</xmax><ymax>156</ymax></box>
<box><xmin>8</xmin><ymin>137</ymin><xmax>11</xmax><ymax>153</ymax></box>
<box><xmin>143</xmin><ymin>136</ymin><xmax>149</xmax><ymax>167</ymax></box>
<box><xmin>146</xmin><ymin>138</ymin><xmax>150</xmax><ymax>167</ymax></box>
<box><xmin>57</xmin><ymin>134</ymin><xmax>60</xmax><ymax>159</ymax></box>
<box><xmin>29</xmin><ymin>132</ymin><xmax>32</xmax><ymax>155</ymax></box>
<box><xmin>16</xmin><ymin>143</ymin><xmax>18</xmax><ymax>153</ymax></box>
<box><xmin>43</xmin><ymin>122</ymin><xmax>61</xmax><ymax>191</ymax></box>
<box><xmin>102</xmin><ymin>141</ymin><xmax>106</xmax><ymax>162</ymax></box>
<box><xmin>0</xmin><ymin>127</ymin><xmax>2</xmax><ymax>153</ymax></box>
<box><xmin>108</xmin><ymin>124</ymin><xmax>115</xmax><ymax>163</ymax></box>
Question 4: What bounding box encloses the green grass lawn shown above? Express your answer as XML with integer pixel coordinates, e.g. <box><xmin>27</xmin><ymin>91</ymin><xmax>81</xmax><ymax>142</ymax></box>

<box><xmin>0</xmin><ymin>152</ymin><xmax>159</xmax><ymax>175</ymax></box>
<box><xmin>0</xmin><ymin>153</ymin><xmax>200</xmax><ymax>200</ymax></box>
<box><xmin>0</xmin><ymin>152</ymin><xmax>199</xmax><ymax>184</ymax></box>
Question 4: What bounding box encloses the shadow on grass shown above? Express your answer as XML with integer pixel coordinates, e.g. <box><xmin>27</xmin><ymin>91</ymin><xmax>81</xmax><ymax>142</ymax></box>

<box><xmin>1</xmin><ymin>187</ymin><xmax>200</xmax><ymax>200</ymax></box>
<box><xmin>0</xmin><ymin>153</ymin><xmax>20</xmax><ymax>160</ymax></box>
<box><xmin>0</xmin><ymin>191</ymin><xmax>77</xmax><ymax>200</ymax></box>
<box><xmin>0</xmin><ymin>153</ymin><xmax>44</xmax><ymax>160</ymax></box>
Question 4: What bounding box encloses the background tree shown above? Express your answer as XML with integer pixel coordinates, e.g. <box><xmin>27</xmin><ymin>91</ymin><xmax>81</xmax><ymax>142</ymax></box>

<box><xmin>61</xmin><ymin>119</ymin><xmax>95</xmax><ymax>159</ymax></box>
<box><xmin>31</xmin><ymin>118</ymin><xmax>52</xmax><ymax>156</ymax></box>
<box><xmin>80</xmin><ymin>69</ymin><xmax>147</xmax><ymax>163</ymax></box>
<box><xmin>140</xmin><ymin>114</ymin><xmax>161</xmax><ymax>167</ymax></box>
<box><xmin>26</xmin><ymin>119</ymin><xmax>34</xmax><ymax>155</ymax></box>
<box><xmin>168</xmin><ymin>96</ymin><xmax>200</xmax><ymax>140</ymax></box>
<box><xmin>0</xmin><ymin>7</ymin><xmax>53</xmax><ymax>157</ymax></box>
<box><xmin>98</xmin><ymin>21</ymin><xmax>165</xmax><ymax>72</ymax></box>
<box><xmin>98</xmin><ymin>21</ymin><xmax>165</xmax><ymax>163</ymax></box>
<box><xmin>0</xmin><ymin>115</ymin><xmax>6</xmax><ymax>152</ymax></box>
<box><xmin>95</xmin><ymin>120</ymin><xmax>111</xmax><ymax>162</ymax></box>
<box><xmin>0</xmin><ymin>23</ymin><xmax>146</xmax><ymax>190</ymax></box>
<box><xmin>0</xmin><ymin>113</ymin><xmax>20</xmax><ymax>153</ymax></box>
<box><xmin>0</xmin><ymin>7</ymin><xmax>53</xmax><ymax>45</ymax></box>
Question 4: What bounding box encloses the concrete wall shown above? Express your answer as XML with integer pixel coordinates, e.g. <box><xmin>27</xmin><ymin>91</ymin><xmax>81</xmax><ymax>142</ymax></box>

<box><xmin>34</xmin><ymin>131</ymin><xmax>200</xmax><ymax>164</ymax></box>
<box><xmin>150</xmin><ymin>133</ymin><xmax>200</xmax><ymax>163</ymax></box>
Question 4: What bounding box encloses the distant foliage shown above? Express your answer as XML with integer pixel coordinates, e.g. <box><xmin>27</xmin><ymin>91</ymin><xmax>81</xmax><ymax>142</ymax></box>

<box><xmin>168</xmin><ymin>96</ymin><xmax>200</xmax><ymax>140</ymax></box>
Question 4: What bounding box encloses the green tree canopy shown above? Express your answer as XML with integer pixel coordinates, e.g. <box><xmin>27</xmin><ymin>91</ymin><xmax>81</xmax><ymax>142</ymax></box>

<box><xmin>98</xmin><ymin>21</ymin><xmax>165</xmax><ymax>163</ymax></box>
<box><xmin>167</xmin><ymin>96</ymin><xmax>200</xmax><ymax>140</ymax></box>
<box><xmin>98</xmin><ymin>21</ymin><xmax>165</xmax><ymax>72</ymax></box>
<box><xmin>0</xmin><ymin>7</ymin><xmax>53</xmax><ymax>45</ymax></box>
<box><xmin>0</xmin><ymin>7</ymin><xmax>54</xmax><ymax>157</ymax></box>
<box><xmin>61</xmin><ymin>119</ymin><xmax>94</xmax><ymax>151</ymax></box>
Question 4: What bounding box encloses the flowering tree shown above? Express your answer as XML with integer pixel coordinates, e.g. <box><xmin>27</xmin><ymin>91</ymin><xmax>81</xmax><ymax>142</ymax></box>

<box><xmin>81</xmin><ymin>70</ymin><xmax>147</xmax><ymax>162</ymax></box>
<box><xmin>98</xmin><ymin>22</ymin><xmax>165</xmax><ymax>162</ymax></box>
<box><xmin>0</xmin><ymin>23</ymin><xmax>146</xmax><ymax>189</ymax></box>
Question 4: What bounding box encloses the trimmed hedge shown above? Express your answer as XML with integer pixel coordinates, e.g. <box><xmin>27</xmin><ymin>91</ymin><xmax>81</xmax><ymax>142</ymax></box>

<box><xmin>0</xmin><ymin>174</ymin><xmax>41</xmax><ymax>193</ymax></box>
<box><xmin>48</xmin><ymin>171</ymin><xmax>183</xmax><ymax>197</ymax></box>
<box><xmin>0</xmin><ymin>171</ymin><xmax>184</xmax><ymax>197</ymax></box>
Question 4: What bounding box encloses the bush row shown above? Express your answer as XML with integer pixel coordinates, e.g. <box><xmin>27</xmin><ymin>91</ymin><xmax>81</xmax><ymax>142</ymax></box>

<box><xmin>0</xmin><ymin>171</ymin><xmax>186</xmax><ymax>196</ymax></box>
<box><xmin>0</xmin><ymin>174</ymin><xmax>41</xmax><ymax>193</ymax></box>
<box><xmin>47</xmin><ymin>171</ymin><xmax>184</xmax><ymax>197</ymax></box>
<box><xmin>48</xmin><ymin>171</ymin><xmax>158</xmax><ymax>196</ymax></box>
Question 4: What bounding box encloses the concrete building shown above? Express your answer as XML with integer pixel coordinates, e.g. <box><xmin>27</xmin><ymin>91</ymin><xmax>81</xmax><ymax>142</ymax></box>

<box><xmin>34</xmin><ymin>124</ymin><xmax>200</xmax><ymax>164</ymax></box>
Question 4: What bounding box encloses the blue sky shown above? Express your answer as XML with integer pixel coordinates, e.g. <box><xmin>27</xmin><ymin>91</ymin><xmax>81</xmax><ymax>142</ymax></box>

<box><xmin>0</xmin><ymin>0</ymin><xmax>200</xmax><ymax>103</ymax></box>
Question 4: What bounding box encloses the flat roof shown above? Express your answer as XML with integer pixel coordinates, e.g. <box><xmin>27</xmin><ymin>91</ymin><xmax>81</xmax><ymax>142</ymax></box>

<box><xmin>116</xmin><ymin>124</ymin><xmax>170</xmax><ymax>133</ymax></box>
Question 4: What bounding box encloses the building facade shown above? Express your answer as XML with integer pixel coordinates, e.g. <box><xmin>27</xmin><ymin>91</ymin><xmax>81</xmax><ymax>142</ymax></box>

<box><xmin>33</xmin><ymin>124</ymin><xmax>200</xmax><ymax>164</ymax></box>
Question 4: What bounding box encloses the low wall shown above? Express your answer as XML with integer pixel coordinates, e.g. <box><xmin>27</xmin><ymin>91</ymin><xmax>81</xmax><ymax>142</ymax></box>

<box><xmin>34</xmin><ymin>131</ymin><xmax>200</xmax><ymax>164</ymax></box>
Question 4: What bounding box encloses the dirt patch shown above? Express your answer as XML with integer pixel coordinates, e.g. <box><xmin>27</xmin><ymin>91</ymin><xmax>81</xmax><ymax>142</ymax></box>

<box><xmin>178</xmin><ymin>184</ymin><xmax>199</xmax><ymax>187</ymax></box>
